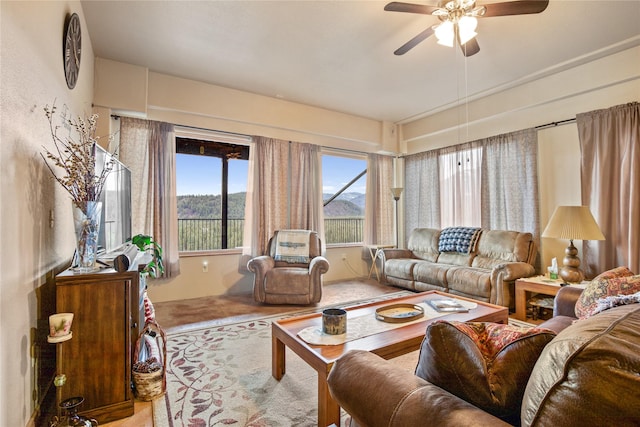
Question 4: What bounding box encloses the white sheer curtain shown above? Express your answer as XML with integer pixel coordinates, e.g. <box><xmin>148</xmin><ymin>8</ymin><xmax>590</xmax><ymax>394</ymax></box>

<box><xmin>364</xmin><ymin>154</ymin><xmax>395</xmax><ymax>250</ymax></box>
<box><xmin>439</xmin><ymin>143</ymin><xmax>482</xmax><ymax>228</ymax></box>
<box><xmin>578</xmin><ymin>102</ymin><xmax>640</xmax><ymax>276</ymax></box>
<box><xmin>405</xmin><ymin>150</ymin><xmax>440</xmax><ymax>239</ymax></box>
<box><xmin>119</xmin><ymin>117</ymin><xmax>180</xmax><ymax>278</ymax></box>
<box><xmin>242</xmin><ymin>136</ymin><xmax>324</xmax><ymax>258</ymax></box>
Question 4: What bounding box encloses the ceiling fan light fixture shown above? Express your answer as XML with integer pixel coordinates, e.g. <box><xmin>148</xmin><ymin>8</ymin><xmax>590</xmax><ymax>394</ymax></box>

<box><xmin>435</xmin><ymin>21</ymin><xmax>455</xmax><ymax>47</ymax></box>
<box><xmin>458</xmin><ymin>15</ymin><xmax>478</xmax><ymax>45</ymax></box>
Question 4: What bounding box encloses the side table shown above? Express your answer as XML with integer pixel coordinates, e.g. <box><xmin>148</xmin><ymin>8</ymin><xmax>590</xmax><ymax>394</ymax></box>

<box><xmin>514</xmin><ymin>276</ymin><xmax>587</xmax><ymax>321</ymax></box>
<box><xmin>365</xmin><ymin>244</ymin><xmax>395</xmax><ymax>281</ymax></box>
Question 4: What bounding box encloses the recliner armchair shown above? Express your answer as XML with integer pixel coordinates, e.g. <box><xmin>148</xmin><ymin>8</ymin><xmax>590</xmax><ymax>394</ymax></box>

<box><xmin>247</xmin><ymin>230</ymin><xmax>329</xmax><ymax>304</ymax></box>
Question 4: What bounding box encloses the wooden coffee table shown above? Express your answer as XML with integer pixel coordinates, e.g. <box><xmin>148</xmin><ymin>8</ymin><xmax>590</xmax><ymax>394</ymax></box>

<box><xmin>271</xmin><ymin>290</ymin><xmax>508</xmax><ymax>427</ymax></box>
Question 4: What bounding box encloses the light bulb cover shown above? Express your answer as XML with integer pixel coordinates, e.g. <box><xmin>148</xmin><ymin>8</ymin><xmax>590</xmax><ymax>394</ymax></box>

<box><xmin>458</xmin><ymin>16</ymin><xmax>478</xmax><ymax>45</ymax></box>
<box><xmin>435</xmin><ymin>21</ymin><xmax>455</xmax><ymax>47</ymax></box>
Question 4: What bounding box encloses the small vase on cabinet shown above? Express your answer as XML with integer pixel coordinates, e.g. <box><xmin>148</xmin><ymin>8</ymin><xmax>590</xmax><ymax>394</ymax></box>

<box><xmin>72</xmin><ymin>201</ymin><xmax>102</xmax><ymax>272</ymax></box>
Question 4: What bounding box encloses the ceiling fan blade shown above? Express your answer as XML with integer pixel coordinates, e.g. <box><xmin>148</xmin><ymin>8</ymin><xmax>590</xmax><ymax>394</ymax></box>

<box><xmin>482</xmin><ymin>0</ymin><xmax>549</xmax><ymax>17</ymax></box>
<box><xmin>461</xmin><ymin>38</ymin><xmax>480</xmax><ymax>57</ymax></box>
<box><xmin>394</xmin><ymin>26</ymin><xmax>435</xmax><ymax>55</ymax></box>
<box><xmin>384</xmin><ymin>2</ymin><xmax>439</xmax><ymax>15</ymax></box>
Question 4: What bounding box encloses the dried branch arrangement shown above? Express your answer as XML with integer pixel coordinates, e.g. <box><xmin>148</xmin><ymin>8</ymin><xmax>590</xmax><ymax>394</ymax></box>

<box><xmin>41</xmin><ymin>102</ymin><xmax>116</xmax><ymax>210</ymax></box>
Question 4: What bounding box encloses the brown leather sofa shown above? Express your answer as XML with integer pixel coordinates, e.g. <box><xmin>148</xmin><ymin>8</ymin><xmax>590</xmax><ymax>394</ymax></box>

<box><xmin>327</xmin><ymin>286</ymin><xmax>640</xmax><ymax>426</ymax></box>
<box><xmin>380</xmin><ymin>228</ymin><xmax>537</xmax><ymax>308</ymax></box>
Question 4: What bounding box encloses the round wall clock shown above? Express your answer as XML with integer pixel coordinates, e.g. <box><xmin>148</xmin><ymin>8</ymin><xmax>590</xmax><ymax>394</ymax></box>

<box><xmin>63</xmin><ymin>13</ymin><xmax>81</xmax><ymax>89</ymax></box>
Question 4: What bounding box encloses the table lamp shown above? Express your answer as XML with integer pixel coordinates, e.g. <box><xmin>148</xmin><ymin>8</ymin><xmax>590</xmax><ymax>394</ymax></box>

<box><xmin>541</xmin><ymin>205</ymin><xmax>605</xmax><ymax>283</ymax></box>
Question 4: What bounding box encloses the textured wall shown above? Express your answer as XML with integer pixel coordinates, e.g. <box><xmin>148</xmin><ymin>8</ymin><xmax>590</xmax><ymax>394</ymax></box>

<box><xmin>0</xmin><ymin>2</ymin><xmax>94</xmax><ymax>426</ymax></box>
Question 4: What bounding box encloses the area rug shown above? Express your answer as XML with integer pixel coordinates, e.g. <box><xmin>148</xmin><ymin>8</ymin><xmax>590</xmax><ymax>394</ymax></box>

<box><xmin>153</xmin><ymin>291</ymin><xmax>418</xmax><ymax>427</ymax></box>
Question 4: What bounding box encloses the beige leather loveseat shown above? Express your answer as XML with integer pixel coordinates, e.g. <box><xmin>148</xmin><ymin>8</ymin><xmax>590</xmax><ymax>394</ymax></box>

<box><xmin>380</xmin><ymin>228</ymin><xmax>537</xmax><ymax>308</ymax></box>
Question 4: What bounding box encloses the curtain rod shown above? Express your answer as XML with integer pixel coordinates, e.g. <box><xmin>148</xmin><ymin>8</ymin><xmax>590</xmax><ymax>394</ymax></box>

<box><xmin>534</xmin><ymin>117</ymin><xmax>576</xmax><ymax>130</ymax></box>
<box><xmin>110</xmin><ymin>114</ymin><xmax>252</xmax><ymax>139</ymax></box>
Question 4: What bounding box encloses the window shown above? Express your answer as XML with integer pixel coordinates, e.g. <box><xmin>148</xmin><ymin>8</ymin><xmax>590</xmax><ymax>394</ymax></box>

<box><xmin>175</xmin><ymin>136</ymin><xmax>250</xmax><ymax>252</ymax></box>
<box><xmin>322</xmin><ymin>153</ymin><xmax>367</xmax><ymax>244</ymax></box>
<box><xmin>439</xmin><ymin>147</ymin><xmax>482</xmax><ymax>228</ymax></box>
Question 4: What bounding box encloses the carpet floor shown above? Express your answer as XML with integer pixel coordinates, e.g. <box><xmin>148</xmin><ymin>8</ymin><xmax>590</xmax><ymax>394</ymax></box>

<box><xmin>153</xmin><ymin>279</ymin><xmax>403</xmax><ymax>333</ymax></box>
<box><xmin>152</xmin><ymin>288</ymin><xmax>419</xmax><ymax>427</ymax></box>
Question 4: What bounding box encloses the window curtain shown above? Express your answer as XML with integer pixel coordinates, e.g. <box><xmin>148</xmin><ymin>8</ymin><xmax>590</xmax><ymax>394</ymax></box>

<box><xmin>242</xmin><ymin>136</ymin><xmax>324</xmax><ymax>258</ymax></box>
<box><xmin>480</xmin><ymin>128</ymin><xmax>539</xmax><ymax>237</ymax></box>
<box><xmin>405</xmin><ymin>150</ymin><xmax>440</xmax><ymax>240</ymax></box>
<box><xmin>119</xmin><ymin>117</ymin><xmax>180</xmax><ymax>278</ymax></box>
<box><xmin>439</xmin><ymin>143</ymin><xmax>483</xmax><ymax>228</ymax></box>
<box><xmin>404</xmin><ymin>128</ymin><xmax>538</xmax><ymax>245</ymax></box>
<box><xmin>289</xmin><ymin>142</ymin><xmax>324</xmax><ymax>237</ymax></box>
<box><xmin>364</xmin><ymin>154</ymin><xmax>395</xmax><ymax>252</ymax></box>
<box><xmin>577</xmin><ymin>102</ymin><xmax>640</xmax><ymax>276</ymax></box>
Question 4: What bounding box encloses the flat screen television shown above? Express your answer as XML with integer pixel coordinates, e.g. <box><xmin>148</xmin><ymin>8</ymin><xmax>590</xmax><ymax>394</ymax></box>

<box><xmin>95</xmin><ymin>145</ymin><xmax>132</xmax><ymax>254</ymax></box>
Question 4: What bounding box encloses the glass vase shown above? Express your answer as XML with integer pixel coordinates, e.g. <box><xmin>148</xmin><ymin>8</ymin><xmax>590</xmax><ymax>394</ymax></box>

<box><xmin>72</xmin><ymin>201</ymin><xmax>102</xmax><ymax>272</ymax></box>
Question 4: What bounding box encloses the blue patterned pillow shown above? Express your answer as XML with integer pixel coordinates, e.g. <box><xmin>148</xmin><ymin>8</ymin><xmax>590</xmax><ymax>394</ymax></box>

<box><xmin>438</xmin><ymin>227</ymin><xmax>482</xmax><ymax>253</ymax></box>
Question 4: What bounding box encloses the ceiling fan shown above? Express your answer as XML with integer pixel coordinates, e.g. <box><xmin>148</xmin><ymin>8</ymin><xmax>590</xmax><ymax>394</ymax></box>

<box><xmin>385</xmin><ymin>0</ymin><xmax>549</xmax><ymax>57</ymax></box>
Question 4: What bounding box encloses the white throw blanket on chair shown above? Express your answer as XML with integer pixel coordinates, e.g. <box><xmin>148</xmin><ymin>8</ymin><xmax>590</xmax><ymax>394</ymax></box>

<box><xmin>274</xmin><ymin>230</ymin><xmax>312</xmax><ymax>264</ymax></box>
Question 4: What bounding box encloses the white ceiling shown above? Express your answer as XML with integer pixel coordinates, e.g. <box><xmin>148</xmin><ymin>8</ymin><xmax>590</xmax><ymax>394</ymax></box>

<box><xmin>81</xmin><ymin>0</ymin><xmax>640</xmax><ymax>123</ymax></box>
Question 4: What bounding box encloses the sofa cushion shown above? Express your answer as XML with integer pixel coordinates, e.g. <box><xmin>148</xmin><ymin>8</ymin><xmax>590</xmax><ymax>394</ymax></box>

<box><xmin>575</xmin><ymin>266</ymin><xmax>637</xmax><ymax>319</ymax></box>
<box><xmin>415</xmin><ymin>320</ymin><xmax>556</xmax><ymax>423</ymax></box>
<box><xmin>474</xmin><ymin>230</ymin><xmax>534</xmax><ymax>264</ymax></box>
<box><xmin>521</xmin><ymin>303</ymin><xmax>640</xmax><ymax>427</ymax></box>
<box><xmin>413</xmin><ymin>262</ymin><xmax>449</xmax><ymax>288</ymax></box>
<box><xmin>438</xmin><ymin>227</ymin><xmax>482</xmax><ymax>253</ymax></box>
<box><xmin>384</xmin><ymin>258</ymin><xmax>419</xmax><ymax>281</ymax></box>
<box><xmin>438</xmin><ymin>251</ymin><xmax>474</xmax><ymax>266</ymax></box>
<box><xmin>407</xmin><ymin>228</ymin><xmax>441</xmax><ymax>262</ymax></box>
<box><xmin>446</xmin><ymin>267</ymin><xmax>492</xmax><ymax>301</ymax></box>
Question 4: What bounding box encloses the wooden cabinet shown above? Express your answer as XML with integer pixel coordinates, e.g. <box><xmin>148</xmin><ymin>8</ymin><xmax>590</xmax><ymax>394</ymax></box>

<box><xmin>55</xmin><ymin>266</ymin><xmax>143</xmax><ymax>424</ymax></box>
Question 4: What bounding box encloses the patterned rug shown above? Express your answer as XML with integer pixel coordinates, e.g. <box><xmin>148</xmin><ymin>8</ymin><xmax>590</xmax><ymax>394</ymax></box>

<box><xmin>152</xmin><ymin>291</ymin><xmax>418</xmax><ymax>427</ymax></box>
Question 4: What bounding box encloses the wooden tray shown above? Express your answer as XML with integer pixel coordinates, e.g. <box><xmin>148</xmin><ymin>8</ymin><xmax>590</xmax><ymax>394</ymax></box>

<box><xmin>375</xmin><ymin>303</ymin><xmax>424</xmax><ymax>323</ymax></box>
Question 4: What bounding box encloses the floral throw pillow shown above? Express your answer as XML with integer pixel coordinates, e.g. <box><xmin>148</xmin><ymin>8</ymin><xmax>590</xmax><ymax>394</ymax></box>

<box><xmin>415</xmin><ymin>320</ymin><xmax>556</xmax><ymax>423</ymax></box>
<box><xmin>575</xmin><ymin>266</ymin><xmax>638</xmax><ymax>319</ymax></box>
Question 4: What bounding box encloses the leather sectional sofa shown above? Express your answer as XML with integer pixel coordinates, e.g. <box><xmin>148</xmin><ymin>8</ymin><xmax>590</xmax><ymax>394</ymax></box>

<box><xmin>380</xmin><ymin>227</ymin><xmax>537</xmax><ymax>308</ymax></box>
<box><xmin>328</xmin><ymin>286</ymin><xmax>640</xmax><ymax>426</ymax></box>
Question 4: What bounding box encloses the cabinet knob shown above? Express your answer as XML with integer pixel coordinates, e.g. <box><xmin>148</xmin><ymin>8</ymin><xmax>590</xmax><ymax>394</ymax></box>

<box><xmin>132</xmin><ymin>321</ymin><xmax>138</xmax><ymax>329</ymax></box>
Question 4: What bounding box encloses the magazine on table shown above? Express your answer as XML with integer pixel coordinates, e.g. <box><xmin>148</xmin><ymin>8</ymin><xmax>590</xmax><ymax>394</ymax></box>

<box><xmin>426</xmin><ymin>298</ymin><xmax>469</xmax><ymax>313</ymax></box>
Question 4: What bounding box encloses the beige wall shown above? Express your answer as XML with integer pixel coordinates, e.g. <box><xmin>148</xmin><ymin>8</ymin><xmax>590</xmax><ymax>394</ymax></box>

<box><xmin>0</xmin><ymin>2</ymin><xmax>95</xmax><ymax>426</ymax></box>
<box><xmin>400</xmin><ymin>46</ymin><xmax>640</xmax><ymax>275</ymax></box>
<box><xmin>93</xmin><ymin>58</ymin><xmax>390</xmax><ymax>153</ymax></box>
<box><xmin>91</xmin><ymin>47</ymin><xmax>640</xmax><ymax>303</ymax></box>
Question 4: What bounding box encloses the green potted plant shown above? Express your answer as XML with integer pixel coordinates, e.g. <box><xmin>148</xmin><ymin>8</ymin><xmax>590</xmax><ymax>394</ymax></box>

<box><xmin>130</xmin><ymin>234</ymin><xmax>165</xmax><ymax>278</ymax></box>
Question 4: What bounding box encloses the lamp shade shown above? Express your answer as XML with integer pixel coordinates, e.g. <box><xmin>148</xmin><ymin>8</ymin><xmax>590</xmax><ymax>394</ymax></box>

<box><xmin>391</xmin><ymin>187</ymin><xmax>404</xmax><ymax>199</ymax></box>
<box><xmin>541</xmin><ymin>206</ymin><xmax>605</xmax><ymax>241</ymax></box>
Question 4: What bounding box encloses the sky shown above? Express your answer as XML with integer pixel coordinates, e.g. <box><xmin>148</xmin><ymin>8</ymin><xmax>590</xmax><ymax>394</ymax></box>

<box><xmin>176</xmin><ymin>153</ymin><xmax>367</xmax><ymax>196</ymax></box>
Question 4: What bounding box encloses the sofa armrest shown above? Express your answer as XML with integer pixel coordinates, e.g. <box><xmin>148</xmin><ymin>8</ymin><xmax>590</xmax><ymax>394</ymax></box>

<box><xmin>328</xmin><ymin>350</ymin><xmax>510</xmax><ymax>427</ymax></box>
<box><xmin>378</xmin><ymin>249</ymin><xmax>415</xmax><ymax>283</ymax></box>
<box><xmin>247</xmin><ymin>255</ymin><xmax>275</xmax><ymax>275</ymax></box>
<box><xmin>379</xmin><ymin>248</ymin><xmax>415</xmax><ymax>261</ymax></box>
<box><xmin>553</xmin><ymin>285</ymin><xmax>582</xmax><ymax>318</ymax></box>
<box><xmin>308</xmin><ymin>256</ymin><xmax>330</xmax><ymax>277</ymax></box>
<box><xmin>491</xmin><ymin>262</ymin><xmax>536</xmax><ymax>307</ymax></box>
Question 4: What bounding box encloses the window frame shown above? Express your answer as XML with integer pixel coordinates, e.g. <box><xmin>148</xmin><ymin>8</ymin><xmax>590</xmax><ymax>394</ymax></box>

<box><xmin>174</xmin><ymin>127</ymin><xmax>251</xmax><ymax>255</ymax></box>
